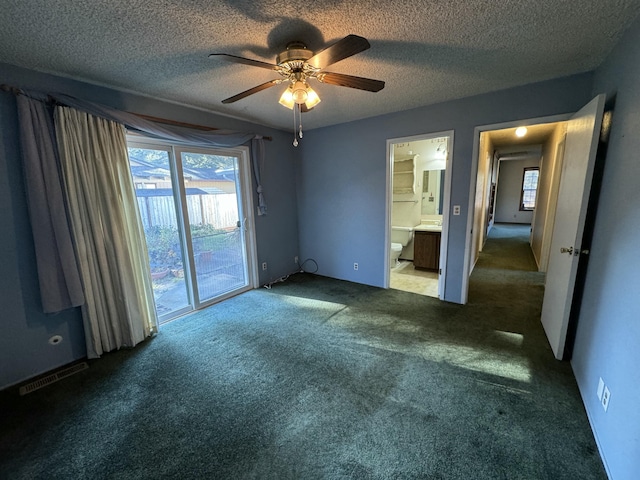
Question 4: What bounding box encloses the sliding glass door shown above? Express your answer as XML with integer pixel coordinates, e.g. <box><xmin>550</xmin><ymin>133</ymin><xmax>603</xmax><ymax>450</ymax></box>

<box><xmin>176</xmin><ymin>148</ymin><xmax>250</xmax><ymax>306</ymax></box>
<box><xmin>127</xmin><ymin>138</ymin><xmax>257</xmax><ymax>323</ymax></box>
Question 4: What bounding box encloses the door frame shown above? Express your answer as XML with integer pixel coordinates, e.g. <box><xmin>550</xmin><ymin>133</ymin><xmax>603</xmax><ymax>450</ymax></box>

<box><xmin>462</xmin><ymin>113</ymin><xmax>572</xmax><ymax>304</ymax></box>
<box><xmin>384</xmin><ymin>130</ymin><xmax>454</xmax><ymax>299</ymax></box>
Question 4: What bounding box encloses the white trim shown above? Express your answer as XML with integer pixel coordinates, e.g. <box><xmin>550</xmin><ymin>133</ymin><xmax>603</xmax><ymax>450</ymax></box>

<box><xmin>438</xmin><ymin>130</ymin><xmax>454</xmax><ymax>299</ymax></box>
<box><xmin>384</xmin><ymin>140</ymin><xmax>392</xmax><ymax>283</ymax></box>
<box><xmin>385</xmin><ymin>130</ymin><xmax>454</xmax><ymax>300</ymax></box>
<box><xmin>461</xmin><ymin>113</ymin><xmax>572</xmax><ymax>304</ymax></box>
<box><xmin>237</xmin><ymin>146</ymin><xmax>260</xmax><ymax>289</ymax></box>
<box><xmin>173</xmin><ymin>145</ymin><xmax>198</xmax><ymax>304</ymax></box>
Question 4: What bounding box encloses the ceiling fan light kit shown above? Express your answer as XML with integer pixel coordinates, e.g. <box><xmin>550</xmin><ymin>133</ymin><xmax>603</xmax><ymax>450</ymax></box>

<box><xmin>211</xmin><ymin>34</ymin><xmax>385</xmax><ymax>146</ymax></box>
<box><xmin>279</xmin><ymin>81</ymin><xmax>321</xmax><ymax>110</ymax></box>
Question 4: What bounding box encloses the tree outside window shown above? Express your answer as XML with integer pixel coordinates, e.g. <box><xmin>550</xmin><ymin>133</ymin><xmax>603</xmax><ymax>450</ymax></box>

<box><xmin>520</xmin><ymin>167</ymin><xmax>539</xmax><ymax>211</ymax></box>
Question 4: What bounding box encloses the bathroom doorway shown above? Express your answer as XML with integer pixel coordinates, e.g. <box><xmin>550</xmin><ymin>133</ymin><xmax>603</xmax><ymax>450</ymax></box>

<box><xmin>385</xmin><ymin>131</ymin><xmax>453</xmax><ymax>299</ymax></box>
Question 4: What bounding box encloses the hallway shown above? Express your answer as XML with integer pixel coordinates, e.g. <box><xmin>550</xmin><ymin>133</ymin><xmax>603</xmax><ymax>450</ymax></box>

<box><xmin>468</xmin><ymin>223</ymin><xmax>544</xmax><ymax>310</ymax></box>
<box><xmin>463</xmin><ymin>222</ymin><xmax>569</xmax><ymax>393</ymax></box>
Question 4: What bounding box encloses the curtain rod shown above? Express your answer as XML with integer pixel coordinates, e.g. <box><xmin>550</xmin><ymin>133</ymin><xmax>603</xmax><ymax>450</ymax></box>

<box><xmin>1</xmin><ymin>84</ymin><xmax>272</xmax><ymax>142</ymax></box>
<box><xmin>0</xmin><ymin>84</ymin><xmax>23</xmax><ymax>95</ymax></box>
<box><xmin>133</xmin><ymin>113</ymin><xmax>272</xmax><ymax>141</ymax></box>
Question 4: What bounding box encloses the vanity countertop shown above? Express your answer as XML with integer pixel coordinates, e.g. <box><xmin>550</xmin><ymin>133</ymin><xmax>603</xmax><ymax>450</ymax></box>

<box><xmin>414</xmin><ymin>224</ymin><xmax>442</xmax><ymax>232</ymax></box>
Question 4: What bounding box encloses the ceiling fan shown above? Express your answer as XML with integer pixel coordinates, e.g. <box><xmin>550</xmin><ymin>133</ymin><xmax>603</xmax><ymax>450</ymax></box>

<box><xmin>210</xmin><ymin>34</ymin><xmax>385</xmax><ymax>146</ymax></box>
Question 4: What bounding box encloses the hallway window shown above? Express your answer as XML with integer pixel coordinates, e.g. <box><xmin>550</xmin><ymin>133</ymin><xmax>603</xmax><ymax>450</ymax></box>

<box><xmin>520</xmin><ymin>167</ymin><xmax>539</xmax><ymax>211</ymax></box>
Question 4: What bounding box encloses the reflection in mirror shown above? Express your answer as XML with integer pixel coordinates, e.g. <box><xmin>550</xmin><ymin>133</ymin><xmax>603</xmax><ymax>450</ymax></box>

<box><xmin>421</xmin><ymin>169</ymin><xmax>444</xmax><ymax>215</ymax></box>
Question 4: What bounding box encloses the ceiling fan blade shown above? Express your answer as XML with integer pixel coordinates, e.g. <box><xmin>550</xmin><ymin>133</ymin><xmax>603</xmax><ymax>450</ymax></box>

<box><xmin>317</xmin><ymin>72</ymin><xmax>385</xmax><ymax>92</ymax></box>
<box><xmin>221</xmin><ymin>80</ymin><xmax>281</xmax><ymax>104</ymax></box>
<box><xmin>209</xmin><ymin>53</ymin><xmax>278</xmax><ymax>71</ymax></box>
<box><xmin>307</xmin><ymin>34</ymin><xmax>371</xmax><ymax>69</ymax></box>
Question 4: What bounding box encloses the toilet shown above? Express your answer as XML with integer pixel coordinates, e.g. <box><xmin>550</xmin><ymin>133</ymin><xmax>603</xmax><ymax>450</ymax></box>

<box><xmin>390</xmin><ymin>226</ymin><xmax>414</xmax><ymax>267</ymax></box>
<box><xmin>390</xmin><ymin>243</ymin><xmax>403</xmax><ymax>266</ymax></box>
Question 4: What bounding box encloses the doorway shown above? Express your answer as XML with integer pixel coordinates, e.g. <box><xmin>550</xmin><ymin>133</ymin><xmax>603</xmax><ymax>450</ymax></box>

<box><xmin>464</xmin><ymin>95</ymin><xmax>605</xmax><ymax>359</ymax></box>
<box><xmin>385</xmin><ymin>131</ymin><xmax>453</xmax><ymax>299</ymax></box>
<box><xmin>127</xmin><ymin>137</ymin><xmax>258</xmax><ymax>323</ymax></box>
<box><xmin>463</xmin><ymin>115</ymin><xmax>571</xmax><ymax>303</ymax></box>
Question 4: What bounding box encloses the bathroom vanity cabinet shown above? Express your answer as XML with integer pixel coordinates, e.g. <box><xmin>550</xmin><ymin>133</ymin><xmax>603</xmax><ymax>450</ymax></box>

<box><xmin>413</xmin><ymin>231</ymin><xmax>441</xmax><ymax>271</ymax></box>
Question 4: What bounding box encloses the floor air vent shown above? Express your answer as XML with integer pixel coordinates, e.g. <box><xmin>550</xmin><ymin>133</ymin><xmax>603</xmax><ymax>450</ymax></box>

<box><xmin>19</xmin><ymin>362</ymin><xmax>89</xmax><ymax>395</ymax></box>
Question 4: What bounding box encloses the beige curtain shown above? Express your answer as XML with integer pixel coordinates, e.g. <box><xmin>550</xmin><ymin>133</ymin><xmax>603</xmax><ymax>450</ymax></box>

<box><xmin>55</xmin><ymin>106</ymin><xmax>157</xmax><ymax>358</ymax></box>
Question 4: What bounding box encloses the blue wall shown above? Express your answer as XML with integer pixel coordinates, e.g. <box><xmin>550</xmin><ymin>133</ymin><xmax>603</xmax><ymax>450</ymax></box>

<box><xmin>0</xmin><ymin>92</ymin><xmax>86</xmax><ymax>387</ymax></box>
<box><xmin>0</xmin><ymin>64</ymin><xmax>300</xmax><ymax>389</ymax></box>
<box><xmin>571</xmin><ymin>16</ymin><xmax>640</xmax><ymax>480</ymax></box>
<box><xmin>297</xmin><ymin>73</ymin><xmax>594</xmax><ymax>302</ymax></box>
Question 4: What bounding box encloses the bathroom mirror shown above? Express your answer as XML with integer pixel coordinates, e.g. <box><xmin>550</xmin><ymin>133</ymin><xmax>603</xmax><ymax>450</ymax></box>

<box><xmin>421</xmin><ymin>169</ymin><xmax>445</xmax><ymax>215</ymax></box>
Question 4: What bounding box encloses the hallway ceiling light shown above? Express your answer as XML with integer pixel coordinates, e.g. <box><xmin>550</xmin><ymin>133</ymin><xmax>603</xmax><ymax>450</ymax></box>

<box><xmin>515</xmin><ymin>126</ymin><xmax>528</xmax><ymax>137</ymax></box>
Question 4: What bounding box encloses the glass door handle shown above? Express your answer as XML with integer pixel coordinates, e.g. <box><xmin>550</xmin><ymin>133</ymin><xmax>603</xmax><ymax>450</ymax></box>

<box><xmin>237</xmin><ymin>218</ymin><xmax>248</xmax><ymax>231</ymax></box>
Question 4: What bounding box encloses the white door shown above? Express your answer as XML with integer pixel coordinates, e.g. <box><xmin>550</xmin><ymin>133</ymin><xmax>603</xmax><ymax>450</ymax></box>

<box><xmin>541</xmin><ymin>94</ymin><xmax>605</xmax><ymax>359</ymax></box>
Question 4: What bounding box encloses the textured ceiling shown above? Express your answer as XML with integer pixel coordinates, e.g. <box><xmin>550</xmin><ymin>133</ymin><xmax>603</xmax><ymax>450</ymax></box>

<box><xmin>1</xmin><ymin>1</ymin><xmax>639</xmax><ymax>131</ymax></box>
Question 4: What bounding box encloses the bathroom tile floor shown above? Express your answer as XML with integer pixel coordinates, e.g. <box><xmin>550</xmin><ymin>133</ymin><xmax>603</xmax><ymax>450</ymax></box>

<box><xmin>390</xmin><ymin>260</ymin><xmax>439</xmax><ymax>298</ymax></box>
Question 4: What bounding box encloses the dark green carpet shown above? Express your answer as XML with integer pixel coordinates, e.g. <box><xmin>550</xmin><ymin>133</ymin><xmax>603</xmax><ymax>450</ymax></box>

<box><xmin>0</xmin><ymin>223</ymin><xmax>605</xmax><ymax>479</ymax></box>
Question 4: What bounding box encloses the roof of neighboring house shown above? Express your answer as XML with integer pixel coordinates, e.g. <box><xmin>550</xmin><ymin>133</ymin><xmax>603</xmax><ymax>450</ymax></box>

<box><xmin>130</xmin><ymin>165</ymin><xmax>171</xmax><ymax>179</ymax></box>
<box><xmin>129</xmin><ymin>153</ymin><xmax>236</xmax><ymax>182</ymax></box>
<box><xmin>182</xmin><ymin>167</ymin><xmax>237</xmax><ymax>181</ymax></box>
<box><xmin>134</xmin><ymin>188</ymin><xmax>227</xmax><ymax>197</ymax></box>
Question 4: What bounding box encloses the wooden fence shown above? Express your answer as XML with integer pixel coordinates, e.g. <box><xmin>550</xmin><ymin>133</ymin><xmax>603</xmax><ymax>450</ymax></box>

<box><xmin>136</xmin><ymin>193</ymin><xmax>238</xmax><ymax>229</ymax></box>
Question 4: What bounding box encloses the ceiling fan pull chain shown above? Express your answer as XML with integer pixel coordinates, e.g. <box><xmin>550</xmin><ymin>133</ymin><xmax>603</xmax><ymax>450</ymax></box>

<box><xmin>299</xmin><ymin>107</ymin><xmax>304</xmax><ymax>139</ymax></box>
<box><xmin>292</xmin><ymin>102</ymin><xmax>299</xmax><ymax>147</ymax></box>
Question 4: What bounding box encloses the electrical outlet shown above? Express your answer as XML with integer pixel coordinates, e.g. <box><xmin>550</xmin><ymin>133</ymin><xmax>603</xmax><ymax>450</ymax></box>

<box><xmin>602</xmin><ymin>386</ymin><xmax>610</xmax><ymax>412</ymax></box>
<box><xmin>353</xmin><ymin>263</ymin><xmax>358</xmax><ymax>271</ymax></box>
<box><xmin>294</xmin><ymin>256</ymin><xmax>299</xmax><ymax>264</ymax></box>
<box><xmin>262</xmin><ymin>262</ymin><xmax>267</xmax><ymax>270</ymax></box>
<box><xmin>453</xmin><ymin>205</ymin><xmax>461</xmax><ymax>215</ymax></box>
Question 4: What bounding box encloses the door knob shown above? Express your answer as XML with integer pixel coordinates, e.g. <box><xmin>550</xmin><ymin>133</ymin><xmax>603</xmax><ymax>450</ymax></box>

<box><xmin>560</xmin><ymin>246</ymin><xmax>574</xmax><ymax>255</ymax></box>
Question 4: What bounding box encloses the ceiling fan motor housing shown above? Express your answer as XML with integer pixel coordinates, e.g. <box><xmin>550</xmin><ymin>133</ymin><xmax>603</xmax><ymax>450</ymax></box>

<box><xmin>276</xmin><ymin>42</ymin><xmax>313</xmax><ymax>65</ymax></box>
